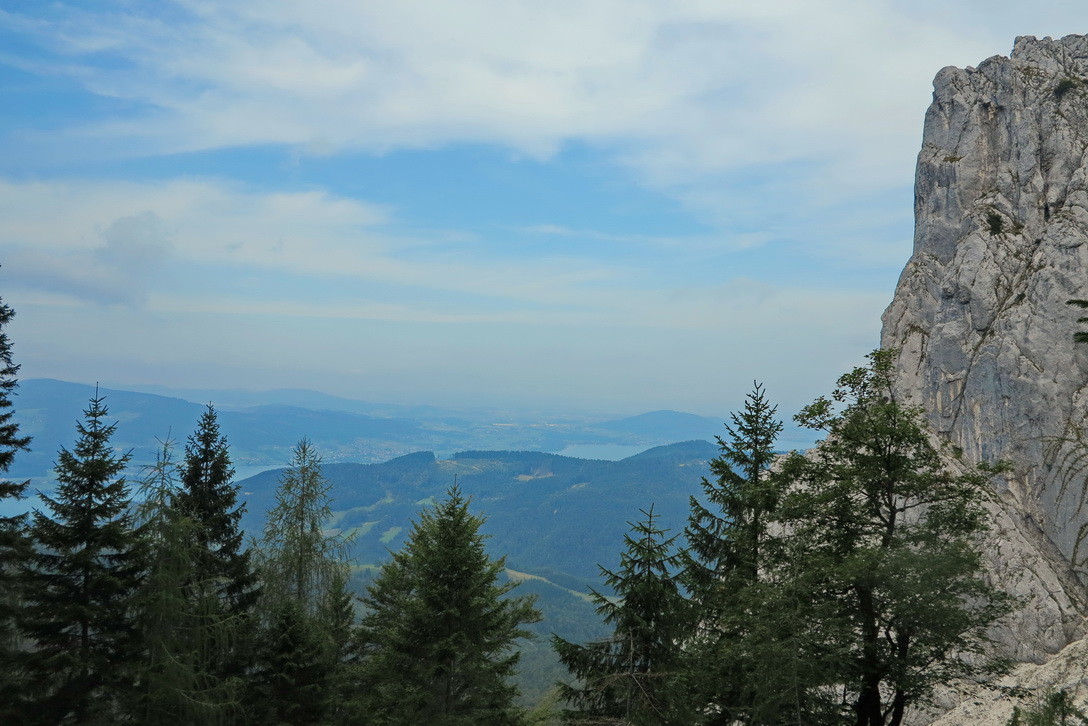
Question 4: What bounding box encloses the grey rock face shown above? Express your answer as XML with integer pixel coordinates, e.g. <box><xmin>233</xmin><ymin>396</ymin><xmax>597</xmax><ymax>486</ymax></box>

<box><xmin>882</xmin><ymin>35</ymin><xmax>1088</xmax><ymax>663</ymax></box>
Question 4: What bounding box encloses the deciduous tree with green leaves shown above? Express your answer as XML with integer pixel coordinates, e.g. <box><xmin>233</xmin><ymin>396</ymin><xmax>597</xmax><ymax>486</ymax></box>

<box><xmin>765</xmin><ymin>349</ymin><xmax>1012</xmax><ymax>726</ymax></box>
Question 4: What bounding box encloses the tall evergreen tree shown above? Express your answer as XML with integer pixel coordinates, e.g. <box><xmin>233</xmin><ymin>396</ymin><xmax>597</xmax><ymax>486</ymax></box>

<box><xmin>553</xmin><ymin>506</ymin><xmax>690</xmax><ymax>726</ymax></box>
<box><xmin>0</xmin><ymin>296</ymin><xmax>32</xmax><ymax>723</ymax></box>
<box><xmin>22</xmin><ymin>394</ymin><xmax>142</xmax><ymax>724</ymax></box>
<box><xmin>255</xmin><ymin>439</ymin><xmax>353</xmax><ymax>725</ymax></box>
<box><xmin>354</xmin><ymin>484</ymin><xmax>541</xmax><ymax>726</ymax></box>
<box><xmin>681</xmin><ymin>383</ymin><xmax>785</xmax><ymax>724</ymax></box>
<box><xmin>128</xmin><ymin>439</ymin><xmax>235</xmax><ymax>725</ymax></box>
<box><xmin>258</xmin><ymin>438</ymin><xmax>350</xmax><ymax>612</ymax></box>
<box><xmin>175</xmin><ymin>405</ymin><xmax>257</xmax><ymax>615</ymax></box>
<box><xmin>174</xmin><ymin>405</ymin><xmax>258</xmax><ymax>719</ymax></box>
<box><xmin>684</xmin><ymin>382</ymin><xmax>783</xmax><ymax>592</ymax></box>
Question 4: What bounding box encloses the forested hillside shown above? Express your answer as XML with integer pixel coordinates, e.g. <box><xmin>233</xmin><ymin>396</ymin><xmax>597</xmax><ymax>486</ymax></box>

<box><xmin>238</xmin><ymin>441</ymin><xmax>715</xmax><ymax>586</ymax></box>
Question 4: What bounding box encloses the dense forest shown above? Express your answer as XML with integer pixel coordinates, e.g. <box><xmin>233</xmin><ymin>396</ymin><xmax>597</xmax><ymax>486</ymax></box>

<box><xmin>0</xmin><ymin>292</ymin><xmax>1052</xmax><ymax>726</ymax></box>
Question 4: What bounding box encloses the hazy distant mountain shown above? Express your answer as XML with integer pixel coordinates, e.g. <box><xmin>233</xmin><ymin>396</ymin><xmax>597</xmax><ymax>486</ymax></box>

<box><xmin>596</xmin><ymin>409</ymin><xmax>723</xmax><ymax>440</ymax></box>
<box><xmin>11</xmin><ymin>379</ymin><xmax>742</xmax><ymax>481</ymax></box>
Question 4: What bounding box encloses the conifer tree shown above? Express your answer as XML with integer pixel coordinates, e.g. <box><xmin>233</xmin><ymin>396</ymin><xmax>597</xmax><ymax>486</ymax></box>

<box><xmin>681</xmin><ymin>383</ymin><xmax>784</xmax><ymax>723</ymax></box>
<box><xmin>254</xmin><ymin>439</ymin><xmax>353</xmax><ymax>725</ymax></box>
<box><xmin>174</xmin><ymin>405</ymin><xmax>259</xmax><ymax>718</ymax></box>
<box><xmin>0</xmin><ymin>296</ymin><xmax>32</xmax><ymax>722</ymax></box>
<box><xmin>128</xmin><ymin>439</ymin><xmax>235</xmax><ymax>725</ymax></box>
<box><xmin>260</xmin><ymin>598</ymin><xmax>333</xmax><ymax>725</ymax></box>
<box><xmin>553</xmin><ymin>506</ymin><xmax>690</xmax><ymax>726</ymax></box>
<box><xmin>22</xmin><ymin>394</ymin><xmax>142</xmax><ymax>723</ymax></box>
<box><xmin>175</xmin><ymin>405</ymin><xmax>257</xmax><ymax>615</ymax></box>
<box><xmin>354</xmin><ymin>484</ymin><xmax>540</xmax><ymax>726</ymax></box>
<box><xmin>258</xmin><ymin>439</ymin><xmax>349</xmax><ymax>612</ymax></box>
<box><xmin>684</xmin><ymin>382</ymin><xmax>783</xmax><ymax>593</ymax></box>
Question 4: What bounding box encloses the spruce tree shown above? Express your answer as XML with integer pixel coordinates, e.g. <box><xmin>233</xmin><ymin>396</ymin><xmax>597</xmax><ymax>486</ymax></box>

<box><xmin>22</xmin><ymin>394</ymin><xmax>142</xmax><ymax>723</ymax></box>
<box><xmin>128</xmin><ymin>439</ymin><xmax>235</xmax><ymax>725</ymax></box>
<box><xmin>354</xmin><ymin>484</ymin><xmax>540</xmax><ymax>725</ymax></box>
<box><xmin>0</xmin><ymin>296</ymin><xmax>32</xmax><ymax>722</ymax></box>
<box><xmin>175</xmin><ymin>405</ymin><xmax>257</xmax><ymax>614</ymax></box>
<box><xmin>684</xmin><ymin>382</ymin><xmax>783</xmax><ymax>593</ymax></box>
<box><xmin>681</xmin><ymin>383</ymin><xmax>784</xmax><ymax>724</ymax></box>
<box><xmin>553</xmin><ymin>505</ymin><xmax>689</xmax><ymax>726</ymax></box>
<box><xmin>260</xmin><ymin>598</ymin><xmax>333</xmax><ymax>725</ymax></box>
<box><xmin>174</xmin><ymin>405</ymin><xmax>258</xmax><ymax>718</ymax></box>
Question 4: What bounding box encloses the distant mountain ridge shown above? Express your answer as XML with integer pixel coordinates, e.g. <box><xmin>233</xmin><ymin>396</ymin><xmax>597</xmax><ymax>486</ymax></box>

<box><xmin>237</xmin><ymin>439</ymin><xmax>718</xmax><ymax>587</ymax></box>
<box><xmin>11</xmin><ymin>378</ymin><xmax>752</xmax><ymax>480</ymax></box>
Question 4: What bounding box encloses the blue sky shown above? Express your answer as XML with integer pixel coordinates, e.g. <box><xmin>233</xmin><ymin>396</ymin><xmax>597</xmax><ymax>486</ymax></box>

<box><xmin>0</xmin><ymin>1</ymin><xmax>1085</xmax><ymax>417</ymax></box>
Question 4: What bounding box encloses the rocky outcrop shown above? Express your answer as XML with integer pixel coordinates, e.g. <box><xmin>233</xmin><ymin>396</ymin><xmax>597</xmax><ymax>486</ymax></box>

<box><xmin>882</xmin><ymin>35</ymin><xmax>1088</xmax><ymax>679</ymax></box>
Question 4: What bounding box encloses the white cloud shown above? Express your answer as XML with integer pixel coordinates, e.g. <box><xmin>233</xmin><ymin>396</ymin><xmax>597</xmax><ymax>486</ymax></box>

<box><xmin>6</xmin><ymin>1</ymin><xmax>1078</xmax><ymax>269</ymax></box>
<box><xmin>0</xmin><ymin>174</ymin><xmax>884</xmax><ymax>412</ymax></box>
<box><xmin>0</xmin><ymin>2</ymin><xmax>1019</xmax><ymax>186</ymax></box>
<box><xmin>2</xmin><ymin>209</ymin><xmax>171</xmax><ymax>306</ymax></box>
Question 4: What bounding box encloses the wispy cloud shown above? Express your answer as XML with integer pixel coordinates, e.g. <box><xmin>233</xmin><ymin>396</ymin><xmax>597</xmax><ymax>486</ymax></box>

<box><xmin>0</xmin><ymin>2</ymin><xmax>1001</xmax><ymax>188</ymax></box>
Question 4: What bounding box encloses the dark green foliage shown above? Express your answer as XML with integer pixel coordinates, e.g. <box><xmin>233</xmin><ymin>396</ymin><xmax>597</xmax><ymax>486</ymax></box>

<box><xmin>987</xmin><ymin>211</ymin><xmax>1005</xmax><ymax>235</ymax></box>
<box><xmin>1055</xmin><ymin>77</ymin><xmax>1080</xmax><ymax>99</ymax></box>
<box><xmin>684</xmin><ymin>382</ymin><xmax>783</xmax><ymax>604</ymax></box>
<box><xmin>1008</xmin><ymin>690</ymin><xmax>1088</xmax><ymax>725</ymax></box>
<box><xmin>554</xmin><ymin>506</ymin><xmax>689</xmax><ymax>726</ymax></box>
<box><xmin>176</xmin><ymin>405</ymin><xmax>258</xmax><ymax>614</ymax></box>
<box><xmin>321</xmin><ymin>571</ymin><xmax>358</xmax><ymax>726</ymax></box>
<box><xmin>128</xmin><ymin>439</ymin><xmax>237</xmax><ymax>725</ymax></box>
<box><xmin>1067</xmin><ymin>299</ymin><xmax>1088</xmax><ymax>344</ymax></box>
<box><xmin>681</xmin><ymin>383</ymin><xmax>787</xmax><ymax>724</ymax></box>
<box><xmin>0</xmin><ymin>296</ymin><xmax>31</xmax><ymax>722</ymax></box>
<box><xmin>767</xmin><ymin>350</ymin><xmax>1012</xmax><ymax>725</ymax></box>
<box><xmin>174</xmin><ymin>406</ymin><xmax>259</xmax><ymax>719</ymax></box>
<box><xmin>258</xmin><ymin>598</ymin><xmax>332</xmax><ymax>726</ymax></box>
<box><xmin>354</xmin><ymin>485</ymin><xmax>541</xmax><ymax>725</ymax></box>
<box><xmin>22</xmin><ymin>395</ymin><xmax>142</xmax><ymax>723</ymax></box>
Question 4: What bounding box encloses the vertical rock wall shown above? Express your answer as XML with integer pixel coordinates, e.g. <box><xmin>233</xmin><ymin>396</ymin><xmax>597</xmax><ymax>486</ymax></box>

<box><xmin>882</xmin><ymin>35</ymin><xmax>1088</xmax><ymax>661</ymax></box>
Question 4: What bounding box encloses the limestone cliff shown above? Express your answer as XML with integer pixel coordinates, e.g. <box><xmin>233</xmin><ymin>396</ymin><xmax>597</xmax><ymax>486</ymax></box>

<box><xmin>881</xmin><ymin>34</ymin><xmax>1088</xmax><ymax>696</ymax></box>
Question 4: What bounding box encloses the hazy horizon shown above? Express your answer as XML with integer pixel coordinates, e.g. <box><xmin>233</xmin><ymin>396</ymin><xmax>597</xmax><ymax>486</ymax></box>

<box><xmin>3</xmin><ymin>3</ymin><xmax>1085</xmax><ymax>417</ymax></box>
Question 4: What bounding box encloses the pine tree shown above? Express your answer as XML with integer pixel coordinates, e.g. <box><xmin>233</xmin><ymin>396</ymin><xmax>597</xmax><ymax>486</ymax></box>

<box><xmin>553</xmin><ymin>505</ymin><xmax>689</xmax><ymax>726</ymax></box>
<box><xmin>175</xmin><ymin>405</ymin><xmax>257</xmax><ymax>614</ymax></box>
<box><xmin>174</xmin><ymin>405</ymin><xmax>259</xmax><ymax>719</ymax></box>
<box><xmin>254</xmin><ymin>439</ymin><xmax>353</xmax><ymax>725</ymax></box>
<box><xmin>354</xmin><ymin>484</ymin><xmax>541</xmax><ymax>726</ymax></box>
<box><xmin>681</xmin><ymin>383</ymin><xmax>785</xmax><ymax>724</ymax></box>
<box><xmin>22</xmin><ymin>394</ymin><xmax>142</xmax><ymax>723</ymax></box>
<box><xmin>0</xmin><ymin>296</ymin><xmax>32</xmax><ymax>722</ymax></box>
<box><xmin>128</xmin><ymin>439</ymin><xmax>235</xmax><ymax>725</ymax></box>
